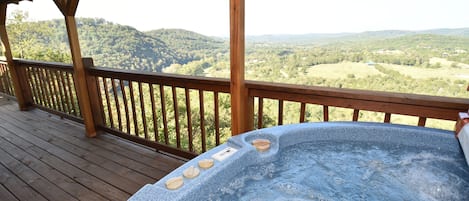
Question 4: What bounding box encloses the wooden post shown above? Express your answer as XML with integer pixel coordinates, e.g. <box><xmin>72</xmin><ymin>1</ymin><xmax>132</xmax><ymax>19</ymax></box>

<box><xmin>230</xmin><ymin>0</ymin><xmax>253</xmax><ymax>135</ymax></box>
<box><xmin>0</xmin><ymin>2</ymin><xmax>32</xmax><ymax>110</ymax></box>
<box><xmin>82</xmin><ymin>57</ymin><xmax>104</xmax><ymax>128</ymax></box>
<box><xmin>53</xmin><ymin>0</ymin><xmax>97</xmax><ymax>137</ymax></box>
<box><xmin>63</xmin><ymin>15</ymin><xmax>97</xmax><ymax>137</ymax></box>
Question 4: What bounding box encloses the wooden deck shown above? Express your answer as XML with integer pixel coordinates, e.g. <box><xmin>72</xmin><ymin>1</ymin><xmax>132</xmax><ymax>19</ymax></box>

<box><xmin>0</xmin><ymin>96</ymin><xmax>185</xmax><ymax>201</ymax></box>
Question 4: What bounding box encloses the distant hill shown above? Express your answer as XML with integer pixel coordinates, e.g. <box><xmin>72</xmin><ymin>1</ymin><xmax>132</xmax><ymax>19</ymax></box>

<box><xmin>74</xmin><ymin>18</ymin><xmax>182</xmax><ymax>72</ymax></box>
<box><xmin>343</xmin><ymin>34</ymin><xmax>469</xmax><ymax>51</ymax></box>
<box><xmin>145</xmin><ymin>29</ymin><xmax>225</xmax><ymax>53</ymax></box>
<box><xmin>247</xmin><ymin>28</ymin><xmax>469</xmax><ymax>45</ymax></box>
<box><xmin>6</xmin><ymin>17</ymin><xmax>225</xmax><ymax>72</ymax></box>
<box><xmin>419</xmin><ymin>28</ymin><xmax>469</xmax><ymax>37</ymax></box>
<box><xmin>145</xmin><ymin>29</ymin><xmax>227</xmax><ymax>63</ymax></box>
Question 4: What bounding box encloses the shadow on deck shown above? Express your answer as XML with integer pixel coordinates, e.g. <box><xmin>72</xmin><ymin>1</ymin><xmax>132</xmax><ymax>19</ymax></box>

<box><xmin>0</xmin><ymin>95</ymin><xmax>185</xmax><ymax>201</ymax></box>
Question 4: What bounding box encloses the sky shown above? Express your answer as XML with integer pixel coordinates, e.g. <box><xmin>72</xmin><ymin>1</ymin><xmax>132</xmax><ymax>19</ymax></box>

<box><xmin>6</xmin><ymin>0</ymin><xmax>469</xmax><ymax>37</ymax></box>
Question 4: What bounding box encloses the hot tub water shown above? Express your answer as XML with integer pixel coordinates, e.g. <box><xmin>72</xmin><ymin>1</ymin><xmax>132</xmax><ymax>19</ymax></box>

<box><xmin>211</xmin><ymin>141</ymin><xmax>469</xmax><ymax>201</ymax></box>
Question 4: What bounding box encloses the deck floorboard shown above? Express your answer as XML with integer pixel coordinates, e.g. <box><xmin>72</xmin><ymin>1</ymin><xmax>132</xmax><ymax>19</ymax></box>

<box><xmin>0</xmin><ymin>99</ymin><xmax>185</xmax><ymax>201</ymax></box>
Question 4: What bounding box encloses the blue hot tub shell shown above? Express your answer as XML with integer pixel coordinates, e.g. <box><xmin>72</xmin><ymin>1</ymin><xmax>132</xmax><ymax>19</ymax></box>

<box><xmin>129</xmin><ymin>122</ymin><xmax>466</xmax><ymax>201</ymax></box>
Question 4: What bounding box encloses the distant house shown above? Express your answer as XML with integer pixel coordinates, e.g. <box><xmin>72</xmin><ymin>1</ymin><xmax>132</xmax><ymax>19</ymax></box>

<box><xmin>367</xmin><ymin>61</ymin><xmax>376</xmax><ymax>66</ymax></box>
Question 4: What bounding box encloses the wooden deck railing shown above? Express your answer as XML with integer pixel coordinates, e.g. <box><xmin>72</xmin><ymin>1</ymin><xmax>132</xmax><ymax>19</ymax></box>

<box><xmin>1</xmin><ymin>58</ymin><xmax>468</xmax><ymax>159</ymax></box>
<box><xmin>0</xmin><ymin>61</ymin><xmax>15</xmax><ymax>97</ymax></box>
<box><xmin>15</xmin><ymin>60</ymin><xmax>82</xmax><ymax>122</ymax></box>
<box><xmin>247</xmin><ymin>81</ymin><xmax>468</xmax><ymax>129</ymax></box>
<box><xmin>86</xmin><ymin>62</ymin><xmax>231</xmax><ymax>158</ymax></box>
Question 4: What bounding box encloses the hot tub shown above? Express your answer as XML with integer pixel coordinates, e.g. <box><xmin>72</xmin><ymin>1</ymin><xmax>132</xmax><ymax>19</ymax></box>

<box><xmin>129</xmin><ymin>122</ymin><xmax>469</xmax><ymax>201</ymax></box>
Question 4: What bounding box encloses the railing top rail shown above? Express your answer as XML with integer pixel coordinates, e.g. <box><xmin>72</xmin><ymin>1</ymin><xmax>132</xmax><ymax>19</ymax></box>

<box><xmin>87</xmin><ymin>66</ymin><xmax>231</xmax><ymax>93</ymax></box>
<box><xmin>5</xmin><ymin>58</ymin><xmax>467</xmax><ymax>110</ymax></box>
<box><xmin>13</xmin><ymin>59</ymin><xmax>74</xmax><ymax>72</ymax></box>
<box><xmin>246</xmin><ymin>80</ymin><xmax>469</xmax><ymax>111</ymax></box>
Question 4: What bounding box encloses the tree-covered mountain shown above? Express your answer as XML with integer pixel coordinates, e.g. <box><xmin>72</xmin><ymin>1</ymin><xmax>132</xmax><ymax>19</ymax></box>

<box><xmin>145</xmin><ymin>29</ymin><xmax>227</xmax><ymax>62</ymax></box>
<box><xmin>5</xmin><ymin>12</ymin><xmax>225</xmax><ymax>72</ymax></box>
<box><xmin>74</xmin><ymin>18</ymin><xmax>183</xmax><ymax>72</ymax></box>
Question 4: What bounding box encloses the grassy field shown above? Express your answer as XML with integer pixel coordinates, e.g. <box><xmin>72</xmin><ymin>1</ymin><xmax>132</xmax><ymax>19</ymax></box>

<box><xmin>383</xmin><ymin>58</ymin><xmax>469</xmax><ymax>81</ymax></box>
<box><xmin>306</xmin><ymin>59</ymin><xmax>469</xmax><ymax>81</ymax></box>
<box><xmin>306</xmin><ymin>62</ymin><xmax>384</xmax><ymax>79</ymax></box>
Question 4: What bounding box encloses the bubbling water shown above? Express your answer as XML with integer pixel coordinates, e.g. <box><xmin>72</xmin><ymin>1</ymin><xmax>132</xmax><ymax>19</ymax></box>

<box><xmin>208</xmin><ymin>141</ymin><xmax>469</xmax><ymax>201</ymax></box>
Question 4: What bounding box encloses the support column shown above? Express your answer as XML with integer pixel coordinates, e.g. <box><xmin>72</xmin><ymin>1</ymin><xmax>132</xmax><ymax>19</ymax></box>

<box><xmin>52</xmin><ymin>0</ymin><xmax>97</xmax><ymax>137</ymax></box>
<box><xmin>64</xmin><ymin>15</ymin><xmax>97</xmax><ymax>137</ymax></box>
<box><xmin>83</xmin><ymin>57</ymin><xmax>104</xmax><ymax>128</ymax></box>
<box><xmin>230</xmin><ymin>0</ymin><xmax>253</xmax><ymax>135</ymax></box>
<box><xmin>0</xmin><ymin>2</ymin><xmax>32</xmax><ymax>110</ymax></box>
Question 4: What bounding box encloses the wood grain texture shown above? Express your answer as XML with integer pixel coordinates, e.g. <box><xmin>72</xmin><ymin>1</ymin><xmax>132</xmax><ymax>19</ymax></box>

<box><xmin>278</xmin><ymin>100</ymin><xmax>284</xmax><ymax>125</ymax></box>
<box><xmin>149</xmin><ymin>84</ymin><xmax>159</xmax><ymax>142</ymax></box>
<box><xmin>300</xmin><ymin>103</ymin><xmax>306</xmax><ymax>123</ymax></box>
<box><xmin>214</xmin><ymin>92</ymin><xmax>221</xmax><ymax>145</ymax></box>
<box><xmin>0</xmin><ymin>5</ymin><xmax>32</xmax><ymax>110</ymax></box>
<box><xmin>120</xmin><ymin>80</ymin><xmax>131</xmax><ymax>134</ymax></box>
<box><xmin>257</xmin><ymin>97</ymin><xmax>263</xmax><ymax>128</ymax></box>
<box><xmin>138</xmin><ymin>82</ymin><xmax>148</xmax><ymax>139</ymax></box>
<box><xmin>0</xmin><ymin>102</ymin><xmax>184</xmax><ymax>201</ymax></box>
<box><xmin>199</xmin><ymin>90</ymin><xmax>207</xmax><ymax>152</ymax></box>
<box><xmin>172</xmin><ymin>86</ymin><xmax>181</xmax><ymax>148</ymax></box>
<box><xmin>230</xmin><ymin>0</ymin><xmax>253</xmax><ymax>135</ymax></box>
<box><xmin>247</xmin><ymin>81</ymin><xmax>468</xmax><ymax>122</ymax></box>
<box><xmin>185</xmin><ymin>88</ymin><xmax>193</xmax><ymax>152</ymax></box>
<box><xmin>64</xmin><ymin>16</ymin><xmax>97</xmax><ymax>137</ymax></box>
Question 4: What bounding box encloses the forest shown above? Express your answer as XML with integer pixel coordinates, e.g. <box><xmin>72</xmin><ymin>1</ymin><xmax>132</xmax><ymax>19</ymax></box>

<box><xmin>2</xmin><ymin>11</ymin><xmax>469</xmax><ymax>152</ymax></box>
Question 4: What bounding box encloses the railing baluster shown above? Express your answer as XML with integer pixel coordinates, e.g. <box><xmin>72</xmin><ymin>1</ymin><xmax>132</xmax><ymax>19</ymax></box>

<box><xmin>0</xmin><ymin>64</ymin><xmax>5</xmax><ymax>93</ymax></box>
<box><xmin>44</xmin><ymin>69</ymin><xmax>59</xmax><ymax>111</ymax></box>
<box><xmin>384</xmin><ymin>113</ymin><xmax>391</xmax><ymax>123</ymax></box>
<box><xmin>54</xmin><ymin>70</ymin><xmax>67</xmax><ymax>113</ymax></box>
<box><xmin>53</xmin><ymin>70</ymin><xmax>64</xmax><ymax>113</ymax></box>
<box><xmin>66</xmin><ymin>72</ymin><xmax>79</xmax><ymax>117</ymax></box>
<box><xmin>111</xmin><ymin>79</ymin><xmax>123</xmax><ymax>131</ymax></box>
<box><xmin>38</xmin><ymin>68</ymin><xmax>52</xmax><ymax>109</ymax></box>
<box><xmin>1</xmin><ymin>64</ymin><xmax>13</xmax><ymax>96</ymax></box>
<box><xmin>34</xmin><ymin>68</ymin><xmax>46</xmax><ymax>106</ymax></box>
<box><xmin>48</xmin><ymin>69</ymin><xmax>59</xmax><ymax>111</ymax></box>
<box><xmin>160</xmin><ymin>85</ymin><xmax>169</xmax><ymax>144</ymax></box>
<box><xmin>257</xmin><ymin>97</ymin><xmax>264</xmax><ymax>129</ymax></box>
<box><xmin>323</xmin><ymin>105</ymin><xmax>329</xmax><ymax>122</ymax></box>
<box><xmin>199</xmin><ymin>90</ymin><xmax>206</xmax><ymax>152</ymax></box>
<box><xmin>1</xmin><ymin>64</ymin><xmax>6</xmax><ymax>93</ymax></box>
<box><xmin>172</xmin><ymin>86</ymin><xmax>181</xmax><ymax>148</ymax></box>
<box><xmin>129</xmin><ymin>81</ymin><xmax>139</xmax><ymax>136</ymax></box>
<box><xmin>214</xmin><ymin>92</ymin><xmax>220</xmax><ymax>146</ymax></box>
<box><xmin>1</xmin><ymin>65</ymin><xmax>8</xmax><ymax>94</ymax></box>
<box><xmin>6</xmin><ymin>67</ymin><xmax>14</xmax><ymax>95</ymax></box>
<box><xmin>278</xmin><ymin>100</ymin><xmax>284</xmax><ymax>125</ymax></box>
<box><xmin>418</xmin><ymin>117</ymin><xmax>427</xmax><ymax>127</ymax></box>
<box><xmin>139</xmin><ymin>82</ymin><xmax>148</xmax><ymax>139</ymax></box>
<box><xmin>26</xmin><ymin>67</ymin><xmax>40</xmax><ymax>105</ymax></box>
<box><xmin>353</xmin><ymin>109</ymin><xmax>360</xmax><ymax>121</ymax></box>
<box><xmin>149</xmin><ymin>84</ymin><xmax>159</xmax><ymax>142</ymax></box>
<box><xmin>57</xmin><ymin>71</ymin><xmax>71</xmax><ymax>114</ymax></box>
<box><xmin>103</xmin><ymin>77</ymin><xmax>114</xmax><ymax>128</ymax></box>
<box><xmin>119</xmin><ymin>80</ymin><xmax>131</xmax><ymax>134</ymax></box>
<box><xmin>300</xmin><ymin>103</ymin><xmax>306</xmax><ymax>123</ymax></box>
<box><xmin>35</xmin><ymin>68</ymin><xmax>51</xmax><ymax>108</ymax></box>
<box><xmin>185</xmin><ymin>88</ymin><xmax>193</xmax><ymax>152</ymax></box>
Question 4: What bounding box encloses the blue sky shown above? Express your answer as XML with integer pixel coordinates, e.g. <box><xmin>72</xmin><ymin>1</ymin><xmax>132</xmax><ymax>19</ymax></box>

<box><xmin>7</xmin><ymin>0</ymin><xmax>469</xmax><ymax>36</ymax></box>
